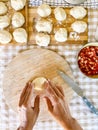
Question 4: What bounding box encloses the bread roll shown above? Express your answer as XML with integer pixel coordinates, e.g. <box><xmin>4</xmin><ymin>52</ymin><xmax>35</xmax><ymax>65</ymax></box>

<box><xmin>12</xmin><ymin>12</ymin><xmax>25</xmax><ymax>28</ymax></box>
<box><xmin>35</xmin><ymin>19</ymin><xmax>52</xmax><ymax>34</ymax></box>
<box><xmin>37</xmin><ymin>4</ymin><xmax>51</xmax><ymax>17</ymax></box>
<box><xmin>54</xmin><ymin>7</ymin><xmax>67</xmax><ymax>21</ymax></box>
<box><xmin>0</xmin><ymin>30</ymin><xmax>12</xmax><ymax>44</ymax></box>
<box><xmin>0</xmin><ymin>15</ymin><xmax>10</xmax><ymax>29</ymax></box>
<box><xmin>0</xmin><ymin>2</ymin><xmax>7</xmax><ymax>15</ymax></box>
<box><xmin>13</xmin><ymin>28</ymin><xmax>27</xmax><ymax>43</ymax></box>
<box><xmin>11</xmin><ymin>0</ymin><xmax>26</xmax><ymax>11</ymax></box>
<box><xmin>35</xmin><ymin>33</ymin><xmax>50</xmax><ymax>47</ymax></box>
<box><xmin>70</xmin><ymin>6</ymin><xmax>87</xmax><ymax>19</ymax></box>
<box><xmin>55</xmin><ymin>28</ymin><xmax>67</xmax><ymax>42</ymax></box>
<box><xmin>71</xmin><ymin>21</ymin><xmax>87</xmax><ymax>33</ymax></box>
<box><xmin>32</xmin><ymin>77</ymin><xmax>47</xmax><ymax>91</ymax></box>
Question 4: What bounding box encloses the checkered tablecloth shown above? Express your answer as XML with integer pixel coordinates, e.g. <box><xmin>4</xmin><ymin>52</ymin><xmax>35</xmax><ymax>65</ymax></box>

<box><xmin>0</xmin><ymin>0</ymin><xmax>98</xmax><ymax>130</ymax></box>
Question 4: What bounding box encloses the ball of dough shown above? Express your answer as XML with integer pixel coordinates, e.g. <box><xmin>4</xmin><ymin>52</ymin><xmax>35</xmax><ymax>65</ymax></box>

<box><xmin>71</xmin><ymin>21</ymin><xmax>87</xmax><ymax>33</ymax></box>
<box><xmin>54</xmin><ymin>7</ymin><xmax>67</xmax><ymax>21</ymax></box>
<box><xmin>70</xmin><ymin>6</ymin><xmax>87</xmax><ymax>19</ymax></box>
<box><xmin>37</xmin><ymin>4</ymin><xmax>51</xmax><ymax>17</ymax></box>
<box><xmin>35</xmin><ymin>33</ymin><xmax>50</xmax><ymax>47</ymax></box>
<box><xmin>0</xmin><ymin>30</ymin><xmax>12</xmax><ymax>44</ymax></box>
<box><xmin>11</xmin><ymin>0</ymin><xmax>26</xmax><ymax>11</ymax></box>
<box><xmin>0</xmin><ymin>2</ymin><xmax>7</xmax><ymax>15</ymax></box>
<box><xmin>12</xmin><ymin>12</ymin><xmax>25</xmax><ymax>28</ymax></box>
<box><xmin>0</xmin><ymin>15</ymin><xmax>10</xmax><ymax>29</ymax></box>
<box><xmin>35</xmin><ymin>19</ymin><xmax>52</xmax><ymax>34</ymax></box>
<box><xmin>13</xmin><ymin>28</ymin><xmax>27</xmax><ymax>43</ymax></box>
<box><xmin>32</xmin><ymin>77</ymin><xmax>47</xmax><ymax>91</ymax></box>
<box><xmin>55</xmin><ymin>28</ymin><xmax>67</xmax><ymax>42</ymax></box>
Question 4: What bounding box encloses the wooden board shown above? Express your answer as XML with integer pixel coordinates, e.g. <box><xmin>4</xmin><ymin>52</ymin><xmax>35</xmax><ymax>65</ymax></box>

<box><xmin>3</xmin><ymin>48</ymin><xmax>74</xmax><ymax>121</ymax></box>
<box><xmin>0</xmin><ymin>0</ymin><xmax>28</xmax><ymax>45</ymax></box>
<box><xmin>28</xmin><ymin>7</ymin><xmax>88</xmax><ymax>45</ymax></box>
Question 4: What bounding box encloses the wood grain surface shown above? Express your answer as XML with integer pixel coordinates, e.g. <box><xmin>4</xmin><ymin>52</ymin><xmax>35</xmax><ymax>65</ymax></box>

<box><xmin>3</xmin><ymin>48</ymin><xmax>74</xmax><ymax>121</ymax></box>
<box><xmin>0</xmin><ymin>0</ymin><xmax>28</xmax><ymax>45</ymax></box>
<box><xmin>28</xmin><ymin>7</ymin><xmax>88</xmax><ymax>45</ymax></box>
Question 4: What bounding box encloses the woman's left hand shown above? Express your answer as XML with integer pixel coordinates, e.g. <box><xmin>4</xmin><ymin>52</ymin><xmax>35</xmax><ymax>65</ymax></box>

<box><xmin>18</xmin><ymin>82</ymin><xmax>40</xmax><ymax>130</ymax></box>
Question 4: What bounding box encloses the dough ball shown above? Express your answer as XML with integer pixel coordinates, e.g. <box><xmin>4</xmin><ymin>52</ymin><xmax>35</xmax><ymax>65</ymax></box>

<box><xmin>70</xmin><ymin>6</ymin><xmax>87</xmax><ymax>19</ymax></box>
<box><xmin>11</xmin><ymin>0</ymin><xmax>26</xmax><ymax>11</ymax></box>
<box><xmin>0</xmin><ymin>2</ymin><xmax>7</xmax><ymax>15</ymax></box>
<box><xmin>37</xmin><ymin>4</ymin><xmax>51</xmax><ymax>17</ymax></box>
<box><xmin>35</xmin><ymin>33</ymin><xmax>50</xmax><ymax>47</ymax></box>
<box><xmin>71</xmin><ymin>21</ymin><xmax>87</xmax><ymax>33</ymax></box>
<box><xmin>0</xmin><ymin>15</ymin><xmax>10</xmax><ymax>29</ymax></box>
<box><xmin>0</xmin><ymin>30</ymin><xmax>12</xmax><ymax>44</ymax></box>
<box><xmin>32</xmin><ymin>77</ymin><xmax>47</xmax><ymax>91</ymax></box>
<box><xmin>12</xmin><ymin>12</ymin><xmax>25</xmax><ymax>28</ymax></box>
<box><xmin>54</xmin><ymin>7</ymin><xmax>67</xmax><ymax>21</ymax></box>
<box><xmin>35</xmin><ymin>19</ymin><xmax>52</xmax><ymax>34</ymax></box>
<box><xmin>55</xmin><ymin>28</ymin><xmax>67</xmax><ymax>42</ymax></box>
<box><xmin>13</xmin><ymin>28</ymin><xmax>27</xmax><ymax>43</ymax></box>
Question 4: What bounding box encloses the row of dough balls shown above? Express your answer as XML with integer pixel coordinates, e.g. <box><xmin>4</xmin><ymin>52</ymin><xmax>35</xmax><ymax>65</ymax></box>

<box><xmin>37</xmin><ymin>4</ymin><xmax>87</xmax><ymax>20</ymax></box>
<box><xmin>35</xmin><ymin>19</ymin><xmax>87</xmax><ymax>46</ymax></box>
<box><xmin>35</xmin><ymin>29</ymin><xmax>67</xmax><ymax>47</ymax></box>
<box><xmin>35</xmin><ymin>19</ymin><xmax>87</xmax><ymax>34</ymax></box>
<box><xmin>0</xmin><ymin>28</ymin><xmax>27</xmax><ymax>44</ymax></box>
<box><xmin>0</xmin><ymin>12</ymin><xmax>25</xmax><ymax>29</ymax></box>
<box><xmin>0</xmin><ymin>0</ymin><xmax>26</xmax><ymax>16</ymax></box>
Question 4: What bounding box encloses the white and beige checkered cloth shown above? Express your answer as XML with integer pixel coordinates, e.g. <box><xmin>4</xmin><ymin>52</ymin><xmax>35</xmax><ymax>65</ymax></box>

<box><xmin>0</xmin><ymin>0</ymin><xmax>98</xmax><ymax>130</ymax></box>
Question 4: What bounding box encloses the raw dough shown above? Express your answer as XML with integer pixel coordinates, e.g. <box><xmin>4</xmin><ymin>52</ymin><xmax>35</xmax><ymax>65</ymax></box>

<box><xmin>35</xmin><ymin>19</ymin><xmax>52</xmax><ymax>33</ymax></box>
<box><xmin>70</xmin><ymin>6</ymin><xmax>87</xmax><ymax>19</ymax></box>
<box><xmin>13</xmin><ymin>28</ymin><xmax>27</xmax><ymax>43</ymax></box>
<box><xmin>55</xmin><ymin>28</ymin><xmax>67</xmax><ymax>42</ymax></box>
<box><xmin>11</xmin><ymin>0</ymin><xmax>26</xmax><ymax>11</ymax></box>
<box><xmin>0</xmin><ymin>30</ymin><xmax>12</xmax><ymax>44</ymax></box>
<box><xmin>35</xmin><ymin>33</ymin><xmax>50</xmax><ymax>47</ymax></box>
<box><xmin>71</xmin><ymin>21</ymin><xmax>87</xmax><ymax>33</ymax></box>
<box><xmin>54</xmin><ymin>7</ymin><xmax>67</xmax><ymax>21</ymax></box>
<box><xmin>12</xmin><ymin>12</ymin><xmax>25</xmax><ymax>28</ymax></box>
<box><xmin>0</xmin><ymin>2</ymin><xmax>7</xmax><ymax>15</ymax></box>
<box><xmin>32</xmin><ymin>77</ymin><xmax>47</xmax><ymax>91</ymax></box>
<box><xmin>0</xmin><ymin>15</ymin><xmax>10</xmax><ymax>29</ymax></box>
<box><xmin>37</xmin><ymin>4</ymin><xmax>51</xmax><ymax>17</ymax></box>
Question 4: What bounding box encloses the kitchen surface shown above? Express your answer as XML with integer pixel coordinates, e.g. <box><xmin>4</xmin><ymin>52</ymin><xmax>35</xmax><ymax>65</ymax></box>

<box><xmin>0</xmin><ymin>0</ymin><xmax>98</xmax><ymax>130</ymax></box>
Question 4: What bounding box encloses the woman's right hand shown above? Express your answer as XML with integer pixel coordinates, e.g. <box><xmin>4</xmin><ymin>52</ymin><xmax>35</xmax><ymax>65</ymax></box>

<box><xmin>44</xmin><ymin>81</ymin><xmax>83</xmax><ymax>130</ymax></box>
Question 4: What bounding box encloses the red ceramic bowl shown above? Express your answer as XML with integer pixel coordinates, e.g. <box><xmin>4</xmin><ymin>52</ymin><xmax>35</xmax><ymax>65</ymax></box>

<box><xmin>77</xmin><ymin>42</ymin><xmax>98</xmax><ymax>78</ymax></box>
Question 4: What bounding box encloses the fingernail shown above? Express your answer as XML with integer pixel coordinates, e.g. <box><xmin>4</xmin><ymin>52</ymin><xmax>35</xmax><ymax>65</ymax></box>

<box><xmin>44</xmin><ymin>81</ymin><xmax>49</xmax><ymax>89</ymax></box>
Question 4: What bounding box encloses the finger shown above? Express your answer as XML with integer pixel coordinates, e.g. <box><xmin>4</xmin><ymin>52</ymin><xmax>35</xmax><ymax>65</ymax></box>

<box><xmin>48</xmin><ymin>80</ymin><xmax>65</xmax><ymax>96</ymax></box>
<box><xmin>45</xmin><ymin>81</ymin><xmax>58</xmax><ymax>102</ymax></box>
<box><xmin>19</xmin><ymin>82</ymin><xmax>32</xmax><ymax>107</ymax></box>
<box><xmin>23</xmin><ymin>83</ymin><xmax>32</xmax><ymax>106</ymax></box>
<box><xmin>33</xmin><ymin>95</ymin><xmax>40</xmax><ymax>112</ymax></box>
<box><xmin>45</xmin><ymin>97</ymin><xmax>53</xmax><ymax>113</ymax></box>
<box><xmin>56</xmin><ymin>86</ymin><xmax>65</xmax><ymax>96</ymax></box>
<box><xmin>46</xmin><ymin>81</ymin><xmax>57</xmax><ymax>97</ymax></box>
<box><xmin>52</xmin><ymin>86</ymin><xmax>64</xmax><ymax>99</ymax></box>
<box><xmin>48</xmin><ymin>80</ymin><xmax>65</xmax><ymax>100</ymax></box>
<box><xmin>19</xmin><ymin>82</ymin><xmax>30</xmax><ymax>106</ymax></box>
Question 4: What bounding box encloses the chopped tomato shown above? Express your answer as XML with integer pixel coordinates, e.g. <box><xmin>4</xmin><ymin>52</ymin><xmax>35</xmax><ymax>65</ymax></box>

<box><xmin>78</xmin><ymin>46</ymin><xmax>98</xmax><ymax>76</ymax></box>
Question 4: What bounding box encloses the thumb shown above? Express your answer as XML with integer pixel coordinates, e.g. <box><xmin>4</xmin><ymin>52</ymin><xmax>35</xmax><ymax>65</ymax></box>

<box><xmin>34</xmin><ymin>95</ymin><xmax>40</xmax><ymax>112</ymax></box>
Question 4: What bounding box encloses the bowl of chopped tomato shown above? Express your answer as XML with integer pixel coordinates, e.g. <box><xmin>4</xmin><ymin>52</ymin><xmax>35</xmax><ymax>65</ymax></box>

<box><xmin>77</xmin><ymin>42</ymin><xmax>98</xmax><ymax>78</ymax></box>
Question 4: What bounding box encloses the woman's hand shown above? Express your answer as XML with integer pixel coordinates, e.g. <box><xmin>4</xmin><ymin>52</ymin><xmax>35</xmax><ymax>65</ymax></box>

<box><xmin>44</xmin><ymin>81</ymin><xmax>82</xmax><ymax>130</ymax></box>
<box><xmin>18</xmin><ymin>82</ymin><xmax>40</xmax><ymax>130</ymax></box>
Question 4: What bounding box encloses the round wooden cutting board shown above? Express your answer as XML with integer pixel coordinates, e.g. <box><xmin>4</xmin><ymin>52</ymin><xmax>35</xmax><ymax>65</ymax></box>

<box><xmin>3</xmin><ymin>48</ymin><xmax>74</xmax><ymax>121</ymax></box>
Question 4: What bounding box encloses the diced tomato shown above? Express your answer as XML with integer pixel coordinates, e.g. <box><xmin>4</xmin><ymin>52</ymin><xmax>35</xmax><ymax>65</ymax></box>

<box><xmin>78</xmin><ymin>46</ymin><xmax>98</xmax><ymax>76</ymax></box>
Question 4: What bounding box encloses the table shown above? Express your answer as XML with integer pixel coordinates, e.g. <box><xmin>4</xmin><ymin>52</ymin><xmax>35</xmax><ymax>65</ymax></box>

<box><xmin>0</xmin><ymin>0</ymin><xmax>98</xmax><ymax>130</ymax></box>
